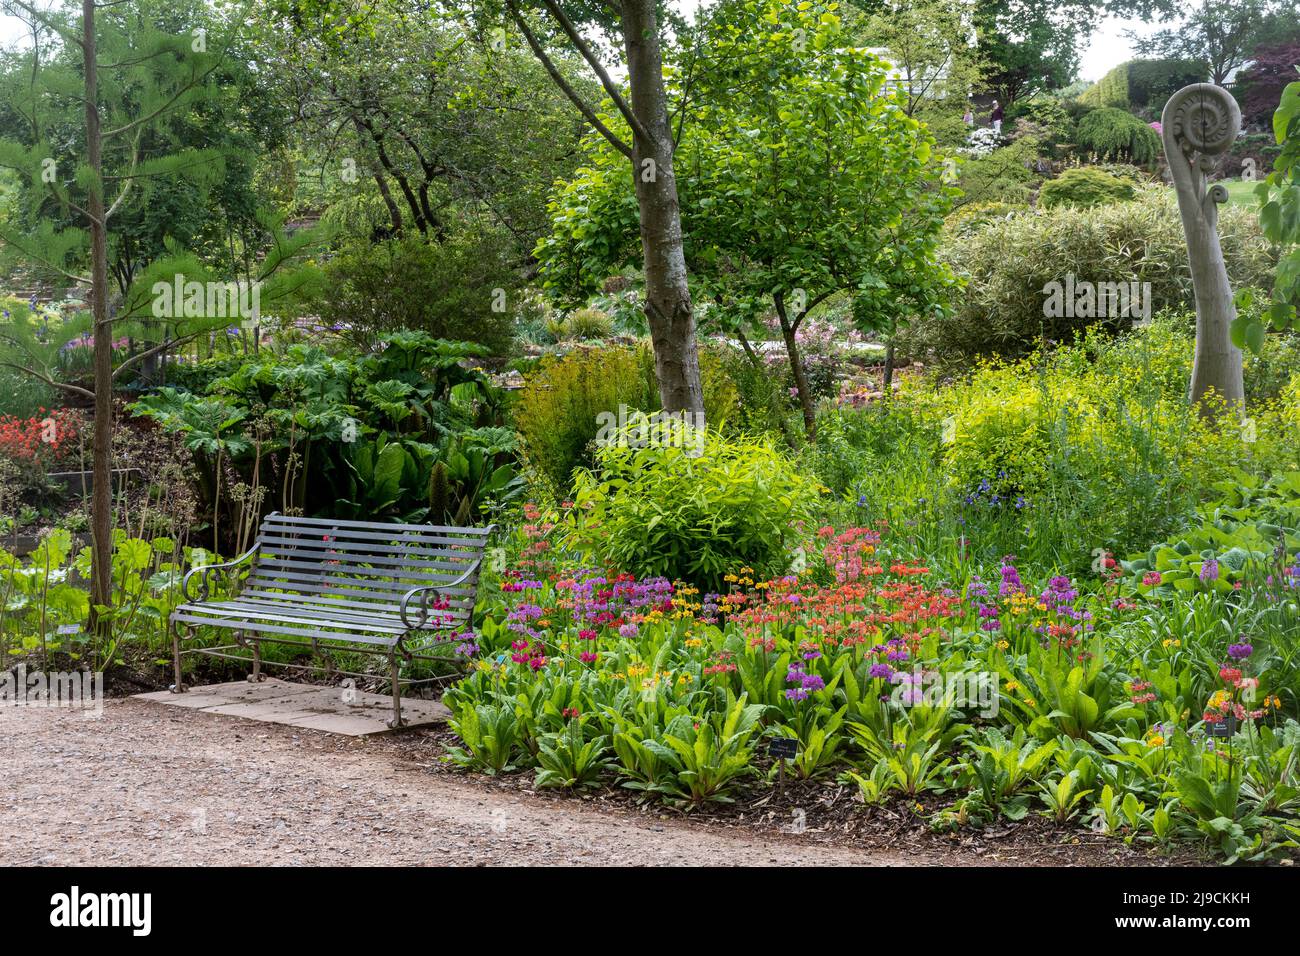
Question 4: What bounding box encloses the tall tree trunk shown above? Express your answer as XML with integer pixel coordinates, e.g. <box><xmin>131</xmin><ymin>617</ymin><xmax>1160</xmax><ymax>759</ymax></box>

<box><xmin>620</xmin><ymin>0</ymin><xmax>704</xmax><ymax>419</ymax></box>
<box><xmin>83</xmin><ymin>0</ymin><xmax>113</xmax><ymax>636</ymax></box>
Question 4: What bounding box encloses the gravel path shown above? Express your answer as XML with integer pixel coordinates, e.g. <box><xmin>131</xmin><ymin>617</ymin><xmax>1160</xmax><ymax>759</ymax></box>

<box><xmin>0</xmin><ymin>699</ymin><xmax>937</xmax><ymax>866</ymax></box>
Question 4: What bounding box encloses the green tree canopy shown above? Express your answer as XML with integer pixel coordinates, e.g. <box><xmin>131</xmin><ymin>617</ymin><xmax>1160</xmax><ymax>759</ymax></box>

<box><xmin>536</xmin><ymin>0</ymin><xmax>956</xmax><ymax>435</ymax></box>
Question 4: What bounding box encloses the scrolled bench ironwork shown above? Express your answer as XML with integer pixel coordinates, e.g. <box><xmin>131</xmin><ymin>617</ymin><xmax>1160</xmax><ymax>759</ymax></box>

<box><xmin>170</xmin><ymin>512</ymin><xmax>493</xmax><ymax>727</ymax></box>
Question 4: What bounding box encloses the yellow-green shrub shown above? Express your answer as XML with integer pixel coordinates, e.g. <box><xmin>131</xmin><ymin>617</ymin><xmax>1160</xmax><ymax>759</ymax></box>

<box><xmin>514</xmin><ymin>343</ymin><xmax>739</xmax><ymax>495</ymax></box>
<box><xmin>939</xmin><ymin>318</ymin><xmax>1286</xmax><ymax>503</ymax></box>
<box><xmin>568</xmin><ymin>421</ymin><xmax>818</xmax><ymax>589</ymax></box>
<box><xmin>1038</xmin><ymin>167</ymin><xmax>1136</xmax><ymax>209</ymax></box>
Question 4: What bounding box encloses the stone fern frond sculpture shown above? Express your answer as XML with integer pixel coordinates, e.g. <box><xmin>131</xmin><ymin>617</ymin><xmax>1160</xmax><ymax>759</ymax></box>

<box><xmin>1161</xmin><ymin>83</ymin><xmax>1245</xmax><ymax>413</ymax></box>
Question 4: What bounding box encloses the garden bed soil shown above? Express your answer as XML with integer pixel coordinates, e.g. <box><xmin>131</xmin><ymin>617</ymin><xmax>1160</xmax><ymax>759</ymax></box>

<box><xmin>373</xmin><ymin>729</ymin><xmax>1217</xmax><ymax>867</ymax></box>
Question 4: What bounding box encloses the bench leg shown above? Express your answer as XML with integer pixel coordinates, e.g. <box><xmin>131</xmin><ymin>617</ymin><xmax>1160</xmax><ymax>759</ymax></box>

<box><xmin>169</xmin><ymin>620</ymin><xmax>186</xmax><ymax>693</ymax></box>
<box><xmin>247</xmin><ymin>634</ymin><xmax>264</xmax><ymax>683</ymax></box>
<box><xmin>387</xmin><ymin>653</ymin><xmax>405</xmax><ymax>729</ymax></box>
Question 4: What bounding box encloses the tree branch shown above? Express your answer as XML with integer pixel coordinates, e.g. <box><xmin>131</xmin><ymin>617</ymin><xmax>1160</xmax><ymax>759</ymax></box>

<box><xmin>0</xmin><ymin>361</ymin><xmax>94</xmax><ymax>400</ymax></box>
<box><xmin>505</xmin><ymin>0</ymin><xmax>633</xmax><ymax>159</ymax></box>
<box><xmin>111</xmin><ymin>329</ymin><xmax>203</xmax><ymax>381</ymax></box>
<box><xmin>0</xmin><ymin>229</ymin><xmax>92</xmax><ymax>285</ymax></box>
<box><xmin>539</xmin><ymin>0</ymin><xmax>651</xmax><ymax>145</ymax></box>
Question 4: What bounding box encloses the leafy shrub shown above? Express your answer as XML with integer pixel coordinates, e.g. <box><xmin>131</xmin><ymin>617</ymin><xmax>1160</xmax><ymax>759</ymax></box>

<box><xmin>567</xmin><ymin>422</ymin><xmax>818</xmax><ymax>589</ymax></box>
<box><xmin>954</xmin><ymin>136</ymin><xmax>1044</xmax><ymax>209</ymax></box>
<box><xmin>546</xmin><ymin>306</ymin><xmax>613</xmax><ymax>342</ymax></box>
<box><xmin>806</xmin><ymin>398</ymin><xmax>936</xmax><ymax>500</ymax></box>
<box><xmin>907</xmin><ymin>187</ymin><xmax>1276</xmax><ymax>364</ymax></box>
<box><xmin>1039</xmin><ymin>167</ymin><xmax>1137</xmax><ymax>209</ymax></box>
<box><xmin>1123</xmin><ymin>470</ymin><xmax>1300</xmax><ymax>595</ymax></box>
<box><xmin>132</xmin><ymin>335</ymin><xmax>516</xmax><ymax>550</ymax></box>
<box><xmin>1223</xmin><ymin>133</ymin><xmax>1282</xmax><ymax>179</ymax></box>
<box><xmin>1126</xmin><ymin>59</ymin><xmax>1207</xmax><ymax>115</ymax></box>
<box><xmin>1079</xmin><ymin>64</ymin><xmax>1131</xmax><ymax>109</ymax></box>
<box><xmin>1007</xmin><ymin>98</ymin><xmax>1075</xmax><ymax>153</ymax></box>
<box><xmin>565</xmin><ymin>307</ymin><xmax>613</xmax><ymax>340</ymax></box>
<box><xmin>314</xmin><ymin>227</ymin><xmax>517</xmax><ymax>353</ymax></box>
<box><xmin>513</xmin><ymin>343</ymin><xmax>739</xmax><ymax>495</ymax></box>
<box><xmin>1244</xmin><ymin>327</ymin><xmax>1300</xmax><ymax>403</ymax></box>
<box><xmin>718</xmin><ymin>344</ymin><xmax>799</xmax><ymax>442</ymax></box>
<box><xmin>160</xmin><ymin>356</ymin><xmax>244</xmax><ymax>395</ymax></box>
<box><xmin>1093</xmin><ymin>162</ymin><xmax>1153</xmax><ymax>184</ymax></box>
<box><xmin>821</xmin><ymin>317</ymin><xmax>1299</xmax><ymax>571</ymax></box>
<box><xmin>1075</xmin><ymin>107</ymin><xmax>1162</xmax><ymax>164</ymax></box>
<box><xmin>944</xmin><ymin>200</ymin><xmax>1026</xmax><ymax>237</ymax></box>
<box><xmin>0</xmin><ymin>408</ymin><xmax>83</xmax><ymax>487</ymax></box>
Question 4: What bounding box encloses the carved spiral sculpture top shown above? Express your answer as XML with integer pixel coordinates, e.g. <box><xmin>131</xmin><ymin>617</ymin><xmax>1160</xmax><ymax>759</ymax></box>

<box><xmin>1161</xmin><ymin>83</ymin><xmax>1241</xmax><ymax>157</ymax></box>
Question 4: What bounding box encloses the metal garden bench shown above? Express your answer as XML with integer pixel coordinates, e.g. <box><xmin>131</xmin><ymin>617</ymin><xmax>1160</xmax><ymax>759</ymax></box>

<box><xmin>169</xmin><ymin>512</ymin><xmax>494</xmax><ymax>727</ymax></box>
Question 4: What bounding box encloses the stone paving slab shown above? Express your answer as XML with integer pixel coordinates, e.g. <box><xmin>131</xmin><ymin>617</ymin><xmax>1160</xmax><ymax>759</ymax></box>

<box><xmin>134</xmin><ymin>678</ymin><xmax>449</xmax><ymax>736</ymax></box>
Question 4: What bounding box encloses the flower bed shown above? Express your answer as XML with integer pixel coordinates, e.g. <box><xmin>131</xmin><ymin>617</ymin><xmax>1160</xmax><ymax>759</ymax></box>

<box><xmin>446</xmin><ymin>520</ymin><xmax>1300</xmax><ymax>862</ymax></box>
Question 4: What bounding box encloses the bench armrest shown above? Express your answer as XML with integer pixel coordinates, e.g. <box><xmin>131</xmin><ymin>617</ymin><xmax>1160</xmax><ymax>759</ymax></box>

<box><xmin>400</xmin><ymin>560</ymin><xmax>482</xmax><ymax>630</ymax></box>
<box><xmin>182</xmin><ymin>543</ymin><xmax>260</xmax><ymax>602</ymax></box>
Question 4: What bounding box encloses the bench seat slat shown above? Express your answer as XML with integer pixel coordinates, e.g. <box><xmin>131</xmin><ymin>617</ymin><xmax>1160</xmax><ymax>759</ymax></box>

<box><xmin>259</xmin><ymin>549</ymin><xmax>481</xmax><ymax>576</ymax></box>
<box><xmin>171</xmin><ymin>612</ymin><xmax>403</xmax><ymax>647</ymax></box>
<box><xmin>181</xmin><ymin>595</ymin><xmax>430</xmax><ymax>629</ymax></box>
<box><xmin>175</xmin><ymin>600</ymin><xmax>407</xmax><ymax>634</ymax></box>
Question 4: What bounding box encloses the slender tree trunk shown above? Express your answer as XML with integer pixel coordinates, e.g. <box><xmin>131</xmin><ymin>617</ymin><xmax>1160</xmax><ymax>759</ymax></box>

<box><xmin>83</xmin><ymin>0</ymin><xmax>113</xmax><ymax>636</ymax></box>
<box><xmin>775</xmin><ymin>295</ymin><xmax>816</xmax><ymax>439</ymax></box>
<box><xmin>620</xmin><ymin>0</ymin><xmax>704</xmax><ymax>419</ymax></box>
<box><xmin>883</xmin><ymin>340</ymin><xmax>896</xmax><ymax>391</ymax></box>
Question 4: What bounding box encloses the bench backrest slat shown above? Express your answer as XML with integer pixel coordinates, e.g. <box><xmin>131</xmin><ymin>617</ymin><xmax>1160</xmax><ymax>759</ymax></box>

<box><xmin>246</xmin><ymin>513</ymin><xmax>491</xmax><ymax>620</ymax></box>
<box><xmin>259</xmin><ymin>513</ymin><xmax>492</xmax><ymax>538</ymax></box>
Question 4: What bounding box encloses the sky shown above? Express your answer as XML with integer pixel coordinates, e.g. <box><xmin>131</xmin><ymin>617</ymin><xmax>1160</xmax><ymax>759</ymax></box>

<box><xmin>1079</xmin><ymin>15</ymin><xmax>1162</xmax><ymax>81</ymax></box>
<box><xmin>0</xmin><ymin>4</ymin><xmax>1170</xmax><ymax>84</ymax></box>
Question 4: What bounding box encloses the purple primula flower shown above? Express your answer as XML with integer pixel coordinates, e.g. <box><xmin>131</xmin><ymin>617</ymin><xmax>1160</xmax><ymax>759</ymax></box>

<box><xmin>998</xmin><ymin>560</ymin><xmax>1023</xmax><ymax>596</ymax></box>
<box><xmin>801</xmin><ymin>674</ymin><xmax>825</xmax><ymax>693</ymax></box>
<box><xmin>1200</xmin><ymin>558</ymin><xmax>1220</xmax><ymax>583</ymax></box>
